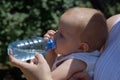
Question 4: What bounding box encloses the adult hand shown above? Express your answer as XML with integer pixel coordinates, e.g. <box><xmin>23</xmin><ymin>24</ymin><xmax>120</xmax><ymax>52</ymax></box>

<box><xmin>9</xmin><ymin>52</ymin><xmax>52</xmax><ymax>80</ymax></box>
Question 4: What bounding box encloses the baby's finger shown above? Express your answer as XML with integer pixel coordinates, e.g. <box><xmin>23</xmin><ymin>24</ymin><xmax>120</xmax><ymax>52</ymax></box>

<box><xmin>44</xmin><ymin>30</ymin><xmax>56</xmax><ymax>40</ymax></box>
<box><xmin>47</xmin><ymin>30</ymin><xmax>56</xmax><ymax>35</ymax></box>
<box><xmin>44</xmin><ymin>33</ymin><xmax>51</xmax><ymax>40</ymax></box>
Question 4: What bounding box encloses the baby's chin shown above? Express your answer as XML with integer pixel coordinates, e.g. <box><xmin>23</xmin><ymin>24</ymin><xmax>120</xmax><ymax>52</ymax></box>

<box><xmin>54</xmin><ymin>49</ymin><xmax>69</xmax><ymax>56</ymax></box>
<box><xmin>55</xmin><ymin>49</ymin><xmax>64</xmax><ymax>55</ymax></box>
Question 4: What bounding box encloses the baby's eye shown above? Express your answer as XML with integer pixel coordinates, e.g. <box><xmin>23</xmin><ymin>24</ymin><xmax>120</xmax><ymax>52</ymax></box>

<box><xmin>54</xmin><ymin>31</ymin><xmax>64</xmax><ymax>39</ymax></box>
<box><xmin>59</xmin><ymin>33</ymin><xmax>64</xmax><ymax>38</ymax></box>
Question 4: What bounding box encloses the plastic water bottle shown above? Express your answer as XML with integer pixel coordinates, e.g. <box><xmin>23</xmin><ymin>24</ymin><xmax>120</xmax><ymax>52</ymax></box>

<box><xmin>8</xmin><ymin>37</ymin><xmax>56</xmax><ymax>61</ymax></box>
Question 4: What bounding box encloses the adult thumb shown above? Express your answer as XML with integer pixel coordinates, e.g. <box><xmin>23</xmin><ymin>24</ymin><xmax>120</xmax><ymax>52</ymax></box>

<box><xmin>34</xmin><ymin>54</ymin><xmax>47</xmax><ymax>64</ymax></box>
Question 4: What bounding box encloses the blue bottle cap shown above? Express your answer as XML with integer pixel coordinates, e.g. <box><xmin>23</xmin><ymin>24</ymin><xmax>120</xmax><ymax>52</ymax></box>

<box><xmin>46</xmin><ymin>39</ymin><xmax>56</xmax><ymax>50</ymax></box>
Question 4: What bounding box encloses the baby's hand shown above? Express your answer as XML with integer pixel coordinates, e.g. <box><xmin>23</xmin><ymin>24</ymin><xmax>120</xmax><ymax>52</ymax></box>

<box><xmin>44</xmin><ymin>30</ymin><xmax>56</xmax><ymax>40</ymax></box>
<box><xmin>44</xmin><ymin>30</ymin><xmax>57</xmax><ymax>68</ymax></box>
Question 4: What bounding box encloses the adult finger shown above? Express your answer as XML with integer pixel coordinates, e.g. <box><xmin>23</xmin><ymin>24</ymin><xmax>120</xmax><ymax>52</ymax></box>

<box><xmin>34</xmin><ymin>54</ymin><xmax>47</xmax><ymax>64</ymax></box>
<box><xmin>9</xmin><ymin>51</ymin><xmax>32</xmax><ymax>69</ymax></box>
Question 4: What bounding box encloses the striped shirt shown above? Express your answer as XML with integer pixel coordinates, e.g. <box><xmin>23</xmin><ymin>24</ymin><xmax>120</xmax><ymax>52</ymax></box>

<box><xmin>94</xmin><ymin>18</ymin><xmax>120</xmax><ymax>80</ymax></box>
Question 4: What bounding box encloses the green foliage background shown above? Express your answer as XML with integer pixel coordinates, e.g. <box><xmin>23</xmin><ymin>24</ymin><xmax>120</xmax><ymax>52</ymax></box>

<box><xmin>0</xmin><ymin>0</ymin><xmax>120</xmax><ymax>80</ymax></box>
<box><xmin>0</xmin><ymin>0</ymin><xmax>120</xmax><ymax>66</ymax></box>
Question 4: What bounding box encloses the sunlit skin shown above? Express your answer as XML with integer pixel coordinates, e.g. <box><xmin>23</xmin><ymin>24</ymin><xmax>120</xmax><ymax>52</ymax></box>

<box><xmin>44</xmin><ymin>7</ymin><xmax>108</xmax><ymax>80</ymax></box>
<box><xmin>53</xmin><ymin>7</ymin><xmax>107</xmax><ymax>56</ymax></box>
<box><xmin>54</xmin><ymin>14</ymin><xmax>83</xmax><ymax>56</ymax></box>
<box><xmin>8</xmin><ymin>7</ymin><xmax>120</xmax><ymax>79</ymax></box>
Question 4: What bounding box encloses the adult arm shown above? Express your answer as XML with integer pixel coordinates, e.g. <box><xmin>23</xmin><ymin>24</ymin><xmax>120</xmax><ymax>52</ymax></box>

<box><xmin>107</xmin><ymin>14</ymin><xmax>120</xmax><ymax>31</ymax></box>
<box><xmin>9</xmin><ymin>53</ymin><xmax>52</xmax><ymax>80</ymax></box>
<box><xmin>94</xmin><ymin>14</ymin><xmax>120</xmax><ymax>80</ymax></box>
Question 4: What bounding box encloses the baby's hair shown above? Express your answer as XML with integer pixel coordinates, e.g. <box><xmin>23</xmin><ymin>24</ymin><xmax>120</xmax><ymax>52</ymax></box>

<box><xmin>64</xmin><ymin>7</ymin><xmax>108</xmax><ymax>51</ymax></box>
<box><xmin>78</xmin><ymin>8</ymin><xmax>108</xmax><ymax>51</ymax></box>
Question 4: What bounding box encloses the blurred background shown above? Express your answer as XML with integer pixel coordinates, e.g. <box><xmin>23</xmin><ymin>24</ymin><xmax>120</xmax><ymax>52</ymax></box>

<box><xmin>0</xmin><ymin>0</ymin><xmax>120</xmax><ymax>80</ymax></box>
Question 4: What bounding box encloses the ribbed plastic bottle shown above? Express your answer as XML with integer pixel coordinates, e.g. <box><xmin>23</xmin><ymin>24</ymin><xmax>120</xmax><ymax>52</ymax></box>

<box><xmin>8</xmin><ymin>37</ymin><xmax>56</xmax><ymax>61</ymax></box>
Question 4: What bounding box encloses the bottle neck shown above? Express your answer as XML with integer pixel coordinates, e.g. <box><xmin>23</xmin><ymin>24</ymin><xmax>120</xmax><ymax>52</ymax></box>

<box><xmin>46</xmin><ymin>39</ymin><xmax>56</xmax><ymax>50</ymax></box>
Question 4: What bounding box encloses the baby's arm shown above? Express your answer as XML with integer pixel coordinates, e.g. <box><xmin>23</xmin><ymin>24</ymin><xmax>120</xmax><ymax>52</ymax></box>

<box><xmin>69</xmin><ymin>71</ymin><xmax>90</xmax><ymax>80</ymax></box>
<box><xmin>45</xmin><ymin>50</ymin><xmax>57</xmax><ymax>69</ymax></box>
<box><xmin>51</xmin><ymin>58</ymin><xmax>87</xmax><ymax>80</ymax></box>
<box><xmin>44</xmin><ymin>30</ymin><xmax>57</xmax><ymax>68</ymax></box>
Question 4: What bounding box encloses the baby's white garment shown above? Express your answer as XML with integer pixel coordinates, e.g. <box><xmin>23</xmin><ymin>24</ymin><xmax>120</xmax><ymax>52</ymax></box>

<box><xmin>52</xmin><ymin>50</ymin><xmax>100</xmax><ymax>79</ymax></box>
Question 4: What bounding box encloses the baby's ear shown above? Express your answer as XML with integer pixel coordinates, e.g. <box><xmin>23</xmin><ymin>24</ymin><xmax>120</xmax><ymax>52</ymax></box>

<box><xmin>79</xmin><ymin>43</ymin><xmax>89</xmax><ymax>52</ymax></box>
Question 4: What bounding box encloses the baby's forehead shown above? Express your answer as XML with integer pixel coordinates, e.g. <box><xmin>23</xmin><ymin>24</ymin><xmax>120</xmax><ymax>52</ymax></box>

<box><xmin>59</xmin><ymin>15</ymin><xmax>88</xmax><ymax>34</ymax></box>
<box><xmin>60</xmin><ymin>9</ymin><xmax>99</xmax><ymax>25</ymax></box>
<box><xmin>59</xmin><ymin>7</ymin><xmax>105</xmax><ymax>33</ymax></box>
<box><xmin>63</xmin><ymin>7</ymin><xmax>103</xmax><ymax>21</ymax></box>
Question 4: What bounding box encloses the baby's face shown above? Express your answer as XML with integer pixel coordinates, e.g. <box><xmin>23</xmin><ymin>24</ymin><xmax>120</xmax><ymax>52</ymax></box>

<box><xmin>54</xmin><ymin>16</ymin><xmax>82</xmax><ymax>55</ymax></box>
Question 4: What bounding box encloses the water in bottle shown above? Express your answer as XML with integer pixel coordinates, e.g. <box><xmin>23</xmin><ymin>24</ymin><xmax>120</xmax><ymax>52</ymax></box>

<box><xmin>7</xmin><ymin>37</ymin><xmax>56</xmax><ymax>61</ymax></box>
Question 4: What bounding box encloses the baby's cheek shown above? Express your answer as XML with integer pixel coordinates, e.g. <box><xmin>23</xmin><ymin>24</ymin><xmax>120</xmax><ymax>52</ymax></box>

<box><xmin>56</xmin><ymin>45</ymin><xmax>65</xmax><ymax>53</ymax></box>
